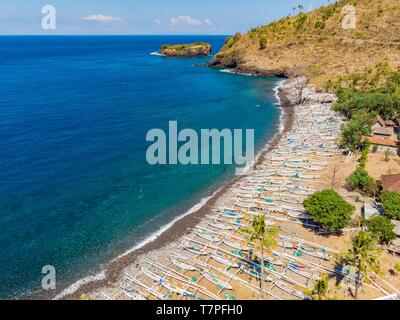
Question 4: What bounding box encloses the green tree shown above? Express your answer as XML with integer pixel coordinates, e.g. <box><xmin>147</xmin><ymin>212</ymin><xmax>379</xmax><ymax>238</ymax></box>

<box><xmin>303</xmin><ymin>190</ymin><xmax>355</xmax><ymax>231</ymax></box>
<box><xmin>364</xmin><ymin>215</ymin><xmax>396</xmax><ymax>244</ymax></box>
<box><xmin>259</xmin><ymin>36</ymin><xmax>267</xmax><ymax>50</ymax></box>
<box><xmin>333</xmin><ymin>92</ymin><xmax>399</xmax><ymax>120</ymax></box>
<box><xmin>359</xmin><ymin>144</ymin><xmax>370</xmax><ymax>168</ymax></box>
<box><xmin>346</xmin><ymin>167</ymin><xmax>378</xmax><ymax>196</ymax></box>
<box><xmin>242</xmin><ymin>214</ymin><xmax>279</xmax><ymax>300</ymax></box>
<box><xmin>378</xmin><ymin>191</ymin><xmax>400</xmax><ymax>220</ymax></box>
<box><xmin>339</xmin><ymin>231</ymin><xmax>383</xmax><ymax>299</ymax></box>
<box><xmin>340</xmin><ymin>110</ymin><xmax>373</xmax><ymax>151</ymax></box>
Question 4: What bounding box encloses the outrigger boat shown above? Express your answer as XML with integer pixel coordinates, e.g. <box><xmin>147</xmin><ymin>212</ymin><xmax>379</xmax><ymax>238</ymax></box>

<box><xmin>208</xmin><ymin>221</ymin><xmax>233</xmax><ymax>230</ymax></box>
<box><xmin>120</xmin><ymin>284</ymin><xmax>147</xmax><ymax>300</ymax></box>
<box><xmin>182</xmin><ymin>242</ymin><xmax>208</xmax><ymax>256</ymax></box>
<box><xmin>171</xmin><ymin>258</ymin><xmax>197</xmax><ymax>271</ymax></box>
<box><xmin>298</xmin><ymin>245</ymin><xmax>330</xmax><ymax>260</ymax></box>
<box><xmin>201</xmin><ymin>270</ymin><xmax>233</xmax><ymax>290</ymax></box>
<box><xmin>287</xmin><ymin>263</ymin><xmax>318</xmax><ymax>280</ymax></box>
<box><xmin>287</xmin><ymin>212</ymin><xmax>311</xmax><ymax>220</ymax></box>
<box><xmin>277</xmin><ymin>240</ymin><xmax>297</xmax><ymax>249</ymax></box>
<box><xmin>275</xmin><ymin>281</ymin><xmax>305</xmax><ymax>299</ymax></box>
<box><xmin>143</xmin><ymin>269</ymin><xmax>202</xmax><ymax>299</ymax></box>
<box><xmin>210</xmin><ymin>253</ymin><xmax>240</xmax><ymax>268</ymax></box>
<box><xmin>223</xmin><ymin>239</ymin><xmax>250</xmax><ymax>251</ymax></box>
<box><xmin>195</xmin><ymin>230</ymin><xmax>221</xmax><ymax>242</ymax></box>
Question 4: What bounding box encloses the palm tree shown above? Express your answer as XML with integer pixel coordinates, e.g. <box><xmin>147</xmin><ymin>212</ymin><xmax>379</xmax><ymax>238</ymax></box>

<box><xmin>304</xmin><ymin>273</ymin><xmax>329</xmax><ymax>300</ymax></box>
<box><xmin>339</xmin><ymin>231</ymin><xmax>383</xmax><ymax>299</ymax></box>
<box><xmin>242</xmin><ymin>214</ymin><xmax>279</xmax><ymax>299</ymax></box>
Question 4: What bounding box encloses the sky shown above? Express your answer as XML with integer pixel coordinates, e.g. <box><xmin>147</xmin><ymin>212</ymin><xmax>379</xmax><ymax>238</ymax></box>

<box><xmin>0</xmin><ymin>0</ymin><xmax>336</xmax><ymax>35</ymax></box>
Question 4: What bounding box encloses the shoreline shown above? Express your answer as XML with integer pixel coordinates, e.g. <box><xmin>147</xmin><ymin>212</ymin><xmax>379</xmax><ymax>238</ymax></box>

<box><xmin>44</xmin><ymin>75</ymin><xmax>293</xmax><ymax>300</ymax></box>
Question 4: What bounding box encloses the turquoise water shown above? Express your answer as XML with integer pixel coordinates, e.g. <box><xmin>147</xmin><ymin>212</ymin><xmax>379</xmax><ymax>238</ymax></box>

<box><xmin>0</xmin><ymin>36</ymin><xmax>281</xmax><ymax>298</ymax></box>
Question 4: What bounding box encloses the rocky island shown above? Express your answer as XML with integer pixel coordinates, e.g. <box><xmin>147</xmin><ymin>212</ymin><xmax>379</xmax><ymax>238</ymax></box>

<box><xmin>160</xmin><ymin>42</ymin><xmax>212</xmax><ymax>57</ymax></box>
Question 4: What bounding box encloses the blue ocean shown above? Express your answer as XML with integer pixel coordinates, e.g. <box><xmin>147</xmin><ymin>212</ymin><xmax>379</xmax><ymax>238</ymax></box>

<box><xmin>0</xmin><ymin>36</ymin><xmax>281</xmax><ymax>298</ymax></box>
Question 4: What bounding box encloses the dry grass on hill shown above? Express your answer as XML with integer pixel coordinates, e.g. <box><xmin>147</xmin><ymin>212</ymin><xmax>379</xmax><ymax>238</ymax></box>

<box><xmin>210</xmin><ymin>0</ymin><xmax>400</xmax><ymax>85</ymax></box>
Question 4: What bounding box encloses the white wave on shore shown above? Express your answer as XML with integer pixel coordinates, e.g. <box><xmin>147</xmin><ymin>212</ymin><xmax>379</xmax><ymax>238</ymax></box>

<box><xmin>273</xmin><ymin>79</ymin><xmax>288</xmax><ymax>133</ymax></box>
<box><xmin>150</xmin><ymin>52</ymin><xmax>166</xmax><ymax>56</ymax></box>
<box><xmin>54</xmin><ymin>271</ymin><xmax>106</xmax><ymax>300</ymax></box>
<box><xmin>220</xmin><ymin>69</ymin><xmax>255</xmax><ymax>76</ymax></box>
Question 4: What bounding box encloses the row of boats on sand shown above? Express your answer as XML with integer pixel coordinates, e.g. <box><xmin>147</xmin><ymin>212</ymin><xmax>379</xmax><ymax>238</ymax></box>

<box><xmin>92</xmin><ymin>84</ymin><xmax>397</xmax><ymax>301</ymax></box>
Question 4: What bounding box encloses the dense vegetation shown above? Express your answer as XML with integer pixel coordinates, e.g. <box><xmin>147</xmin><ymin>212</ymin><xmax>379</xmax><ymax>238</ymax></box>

<box><xmin>161</xmin><ymin>42</ymin><xmax>209</xmax><ymax>51</ymax></box>
<box><xmin>347</xmin><ymin>167</ymin><xmax>379</xmax><ymax>195</ymax></box>
<box><xmin>303</xmin><ymin>189</ymin><xmax>355</xmax><ymax>231</ymax></box>
<box><xmin>364</xmin><ymin>215</ymin><xmax>396</xmax><ymax>244</ymax></box>
<box><xmin>378</xmin><ymin>191</ymin><xmax>400</xmax><ymax>220</ymax></box>
<box><xmin>329</xmin><ymin>63</ymin><xmax>400</xmax><ymax>151</ymax></box>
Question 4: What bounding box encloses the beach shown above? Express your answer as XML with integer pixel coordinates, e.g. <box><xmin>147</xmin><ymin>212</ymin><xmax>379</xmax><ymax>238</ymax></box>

<box><xmin>55</xmin><ymin>77</ymin><xmax>400</xmax><ymax>301</ymax></box>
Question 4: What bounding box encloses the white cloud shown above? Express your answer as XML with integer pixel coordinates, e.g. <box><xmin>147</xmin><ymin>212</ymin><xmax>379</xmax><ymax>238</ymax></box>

<box><xmin>203</xmin><ymin>19</ymin><xmax>213</xmax><ymax>26</ymax></box>
<box><xmin>170</xmin><ymin>15</ymin><xmax>202</xmax><ymax>27</ymax></box>
<box><xmin>83</xmin><ymin>14</ymin><xmax>122</xmax><ymax>23</ymax></box>
<box><xmin>154</xmin><ymin>18</ymin><xmax>162</xmax><ymax>25</ymax></box>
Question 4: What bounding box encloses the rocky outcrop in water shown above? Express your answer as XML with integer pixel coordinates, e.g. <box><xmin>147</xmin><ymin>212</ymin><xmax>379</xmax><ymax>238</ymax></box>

<box><xmin>160</xmin><ymin>42</ymin><xmax>211</xmax><ymax>57</ymax></box>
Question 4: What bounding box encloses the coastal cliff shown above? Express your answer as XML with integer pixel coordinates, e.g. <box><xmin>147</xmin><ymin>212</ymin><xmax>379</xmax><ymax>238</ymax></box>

<box><xmin>209</xmin><ymin>0</ymin><xmax>400</xmax><ymax>84</ymax></box>
<box><xmin>160</xmin><ymin>42</ymin><xmax>212</xmax><ymax>57</ymax></box>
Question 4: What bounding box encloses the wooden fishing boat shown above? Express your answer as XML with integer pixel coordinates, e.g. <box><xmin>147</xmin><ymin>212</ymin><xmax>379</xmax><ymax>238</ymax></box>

<box><xmin>295</xmin><ymin>173</ymin><xmax>319</xmax><ymax>180</ymax></box>
<box><xmin>223</xmin><ymin>239</ymin><xmax>250</xmax><ymax>251</ymax></box>
<box><xmin>281</xmin><ymin>205</ymin><xmax>303</xmax><ymax>213</ymax></box>
<box><xmin>171</xmin><ymin>258</ymin><xmax>198</xmax><ymax>271</ymax></box>
<box><xmin>277</xmin><ymin>240</ymin><xmax>297</xmax><ymax>249</ymax></box>
<box><xmin>281</xmin><ymin>197</ymin><xmax>302</xmax><ymax>205</ymax></box>
<box><xmin>143</xmin><ymin>269</ymin><xmax>201</xmax><ymax>298</ymax></box>
<box><xmin>183</xmin><ymin>242</ymin><xmax>208</xmax><ymax>255</ymax></box>
<box><xmin>287</xmin><ymin>264</ymin><xmax>317</xmax><ymax>279</ymax></box>
<box><xmin>195</xmin><ymin>230</ymin><xmax>220</xmax><ymax>242</ymax></box>
<box><xmin>287</xmin><ymin>158</ymin><xmax>304</xmax><ymax>163</ymax></box>
<box><xmin>299</xmin><ymin>245</ymin><xmax>330</xmax><ymax>260</ymax></box>
<box><xmin>120</xmin><ymin>285</ymin><xmax>147</xmax><ymax>300</ymax></box>
<box><xmin>125</xmin><ymin>273</ymin><xmax>166</xmax><ymax>300</ymax></box>
<box><xmin>264</xmin><ymin>256</ymin><xmax>285</xmax><ymax>266</ymax></box>
<box><xmin>287</xmin><ymin>212</ymin><xmax>311</xmax><ymax>220</ymax></box>
<box><xmin>201</xmin><ymin>271</ymin><xmax>233</xmax><ymax>290</ymax></box>
<box><xmin>220</xmin><ymin>212</ymin><xmax>240</xmax><ymax>219</ymax></box>
<box><xmin>210</xmin><ymin>253</ymin><xmax>239</xmax><ymax>268</ymax></box>
<box><xmin>303</xmin><ymin>165</ymin><xmax>322</xmax><ymax>171</ymax></box>
<box><xmin>316</xmin><ymin>151</ymin><xmax>333</xmax><ymax>157</ymax></box>
<box><xmin>208</xmin><ymin>221</ymin><xmax>233</xmax><ymax>230</ymax></box>
<box><xmin>275</xmin><ymin>282</ymin><xmax>305</xmax><ymax>299</ymax></box>
<box><xmin>143</xmin><ymin>268</ymin><xmax>164</xmax><ymax>282</ymax></box>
